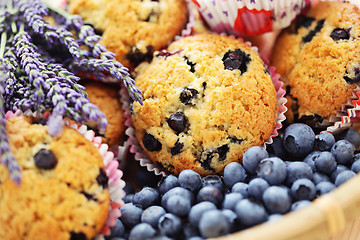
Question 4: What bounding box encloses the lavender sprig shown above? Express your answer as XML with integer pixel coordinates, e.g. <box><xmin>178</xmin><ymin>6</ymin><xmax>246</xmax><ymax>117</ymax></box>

<box><xmin>0</xmin><ymin>60</ymin><xmax>21</xmax><ymax>185</ymax></box>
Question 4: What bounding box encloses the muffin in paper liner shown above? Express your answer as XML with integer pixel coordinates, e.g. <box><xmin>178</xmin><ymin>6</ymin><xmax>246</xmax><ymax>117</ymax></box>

<box><xmin>122</xmin><ymin>37</ymin><xmax>287</xmax><ymax>176</ymax></box>
<box><xmin>192</xmin><ymin>0</ymin><xmax>312</xmax><ymax>36</ymax></box>
<box><xmin>4</xmin><ymin>110</ymin><xmax>126</xmax><ymax>238</ymax></box>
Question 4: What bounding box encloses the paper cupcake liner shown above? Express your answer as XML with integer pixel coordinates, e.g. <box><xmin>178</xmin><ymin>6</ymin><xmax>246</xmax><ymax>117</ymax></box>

<box><xmin>123</xmin><ymin>37</ymin><xmax>287</xmax><ymax>176</ymax></box>
<box><xmin>192</xmin><ymin>0</ymin><xmax>312</xmax><ymax>36</ymax></box>
<box><xmin>4</xmin><ymin>110</ymin><xmax>125</xmax><ymax>237</ymax></box>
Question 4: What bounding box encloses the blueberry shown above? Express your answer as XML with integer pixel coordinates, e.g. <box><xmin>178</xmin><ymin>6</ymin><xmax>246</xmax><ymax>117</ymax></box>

<box><xmin>314</xmin><ymin>151</ymin><xmax>337</xmax><ymax>175</ymax></box>
<box><xmin>202</xmin><ymin>175</ymin><xmax>224</xmax><ymax>192</ymax></box>
<box><xmin>337</xmin><ymin>128</ymin><xmax>360</xmax><ymax>148</ymax></box>
<box><xmin>316</xmin><ymin>182</ymin><xmax>336</xmax><ymax>196</ymax></box>
<box><xmin>242</xmin><ymin>146</ymin><xmax>269</xmax><ymax>174</ymax></box>
<box><xmin>312</xmin><ymin>172</ymin><xmax>331</xmax><ymax>185</ymax></box>
<box><xmin>129</xmin><ymin>223</ymin><xmax>156</xmax><ymax>240</ymax></box>
<box><xmin>331</xmin><ymin>140</ymin><xmax>355</xmax><ymax>165</ymax></box>
<box><xmin>286</xmin><ymin>161</ymin><xmax>313</xmax><ymax>185</ymax></box>
<box><xmin>107</xmin><ymin>219</ymin><xmax>125</xmax><ymax>238</ymax></box>
<box><xmin>283</xmin><ymin>123</ymin><xmax>315</xmax><ymax>158</ymax></box>
<box><xmin>178</xmin><ymin>169</ymin><xmax>202</xmax><ymax>192</ymax></box>
<box><xmin>235</xmin><ymin>199</ymin><xmax>268</xmax><ymax>227</ymax></box>
<box><xmin>167</xmin><ymin>112</ymin><xmax>187</xmax><ymax>133</ymax></box>
<box><xmin>263</xmin><ymin>186</ymin><xmax>291</xmax><ymax>214</ymax></box>
<box><xmin>291</xmin><ymin>179</ymin><xmax>316</xmax><ymax>201</ymax></box>
<box><xmin>34</xmin><ymin>148</ymin><xmax>57</xmax><ymax>169</ymax></box>
<box><xmin>248</xmin><ymin>178</ymin><xmax>270</xmax><ymax>201</ymax></box>
<box><xmin>351</xmin><ymin>159</ymin><xmax>360</xmax><ymax>174</ymax></box>
<box><xmin>302</xmin><ymin>19</ymin><xmax>325</xmax><ymax>43</ymax></box>
<box><xmin>221</xmin><ymin>209</ymin><xmax>237</xmax><ymax>230</ymax></box>
<box><xmin>165</xmin><ymin>195</ymin><xmax>192</xmax><ymax>217</ymax></box>
<box><xmin>222</xmin><ymin>49</ymin><xmax>251</xmax><ymax>74</ymax></box>
<box><xmin>294</xmin><ymin>16</ymin><xmax>315</xmax><ymax>32</ymax></box>
<box><xmin>133</xmin><ymin>187</ymin><xmax>160</xmax><ymax>209</ymax></box>
<box><xmin>224</xmin><ymin>162</ymin><xmax>246</xmax><ymax>188</ymax></box>
<box><xmin>120</xmin><ymin>203</ymin><xmax>143</xmax><ymax>228</ymax></box>
<box><xmin>143</xmin><ymin>133</ymin><xmax>162</xmax><ymax>151</ymax></box>
<box><xmin>189</xmin><ymin>201</ymin><xmax>217</xmax><ymax>227</ymax></box>
<box><xmin>303</xmin><ymin>151</ymin><xmax>321</xmax><ymax>172</ymax></box>
<box><xmin>96</xmin><ymin>168</ymin><xmax>109</xmax><ymax>189</ymax></box>
<box><xmin>182</xmin><ymin>223</ymin><xmax>200</xmax><ymax>239</ymax></box>
<box><xmin>268</xmin><ymin>214</ymin><xmax>283</xmax><ymax>221</ymax></box>
<box><xmin>290</xmin><ymin>200</ymin><xmax>311</xmax><ymax>211</ymax></box>
<box><xmin>187</xmin><ymin>237</ymin><xmax>203</xmax><ymax>240</ymax></box>
<box><xmin>161</xmin><ymin>187</ymin><xmax>194</xmax><ymax>207</ymax></box>
<box><xmin>266</xmin><ymin>136</ymin><xmax>288</xmax><ymax>159</ymax></box>
<box><xmin>180</xmin><ymin>87</ymin><xmax>198</xmax><ymax>105</ymax></box>
<box><xmin>330</xmin><ymin>165</ymin><xmax>349</xmax><ymax>182</ymax></box>
<box><xmin>257</xmin><ymin>157</ymin><xmax>287</xmax><ymax>185</ymax></box>
<box><xmin>335</xmin><ymin>170</ymin><xmax>356</xmax><ymax>187</ymax></box>
<box><xmin>196</xmin><ymin>186</ymin><xmax>223</xmax><ymax>207</ymax></box>
<box><xmin>344</xmin><ymin>68</ymin><xmax>360</xmax><ymax>84</ymax></box>
<box><xmin>199</xmin><ymin>210</ymin><xmax>230</xmax><ymax>238</ymax></box>
<box><xmin>222</xmin><ymin>193</ymin><xmax>244</xmax><ymax>211</ymax></box>
<box><xmin>158</xmin><ymin>213</ymin><xmax>182</xmax><ymax>237</ymax></box>
<box><xmin>184</xmin><ymin>56</ymin><xmax>196</xmax><ymax>73</ymax></box>
<box><xmin>158</xmin><ymin>175</ymin><xmax>180</xmax><ymax>195</ymax></box>
<box><xmin>141</xmin><ymin>206</ymin><xmax>166</xmax><ymax>228</ymax></box>
<box><xmin>330</xmin><ymin>28</ymin><xmax>350</xmax><ymax>41</ymax></box>
<box><xmin>170</xmin><ymin>139</ymin><xmax>184</xmax><ymax>155</ymax></box>
<box><xmin>315</xmin><ymin>132</ymin><xmax>335</xmax><ymax>151</ymax></box>
<box><xmin>123</xmin><ymin>194</ymin><xmax>134</xmax><ymax>204</ymax></box>
<box><xmin>231</xmin><ymin>182</ymin><xmax>249</xmax><ymax>198</ymax></box>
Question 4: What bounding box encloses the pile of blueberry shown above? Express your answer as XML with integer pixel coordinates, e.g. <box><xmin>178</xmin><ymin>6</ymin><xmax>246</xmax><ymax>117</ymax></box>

<box><xmin>108</xmin><ymin>123</ymin><xmax>360</xmax><ymax>240</ymax></box>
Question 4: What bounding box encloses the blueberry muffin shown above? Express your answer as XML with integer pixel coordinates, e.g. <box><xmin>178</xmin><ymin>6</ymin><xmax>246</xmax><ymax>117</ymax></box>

<box><xmin>271</xmin><ymin>1</ymin><xmax>360</xmax><ymax>123</ymax></box>
<box><xmin>0</xmin><ymin>117</ymin><xmax>110</xmax><ymax>240</ymax></box>
<box><xmin>69</xmin><ymin>0</ymin><xmax>189</xmax><ymax>69</ymax></box>
<box><xmin>84</xmin><ymin>81</ymin><xmax>126</xmax><ymax>149</ymax></box>
<box><xmin>131</xmin><ymin>33</ymin><xmax>278</xmax><ymax>176</ymax></box>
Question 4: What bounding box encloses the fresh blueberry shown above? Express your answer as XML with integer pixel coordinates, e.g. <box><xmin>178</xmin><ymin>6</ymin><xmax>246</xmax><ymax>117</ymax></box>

<box><xmin>222</xmin><ymin>193</ymin><xmax>244</xmax><ymax>211</ymax></box>
<box><xmin>202</xmin><ymin>175</ymin><xmax>224</xmax><ymax>192</ymax></box>
<box><xmin>123</xmin><ymin>194</ymin><xmax>134</xmax><ymax>204</ymax></box>
<box><xmin>120</xmin><ymin>203</ymin><xmax>143</xmax><ymax>228</ymax></box>
<box><xmin>316</xmin><ymin>182</ymin><xmax>336</xmax><ymax>196</ymax></box>
<box><xmin>242</xmin><ymin>146</ymin><xmax>269</xmax><ymax>174</ymax></box>
<box><xmin>182</xmin><ymin>223</ymin><xmax>200</xmax><ymax>239</ymax></box>
<box><xmin>330</xmin><ymin>165</ymin><xmax>349</xmax><ymax>182</ymax></box>
<box><xmin>283</xmin><ymin>123</ymin><xmax>315</xmax><ymax>159</ymax></box>
<box><xmin>290</xmin><ymin>200</ymin><xmax>311</xmax><ymax>211</ymax></box>
<box><xmin>143</xmin><ymin>133</ymin><xmax>162</xmax><ymax>151</ymax></box>
<box><xmin>235</xmin><ymin>199</ymin><xmax>268</xmax><ymax>227</ymax></box>
<box><xmin>314</xmin><ymin>151</ymin><xmax>337</xmax><ymax>175</ymax></box>
<box><xmin>158</xmin><ymin>175</ymin><xmax>180</xmax><ymax>195</ymax></box>
<box><xmin>133</xmin><ymin>187</ymin><xmax>160</xmax><ymax>209</ymax></box>
<box><xmin>224</xmin><ymin>162</ymin><xmax>246</xmax><ymax>188</ymax></box>
<box><xmin>165</xmin><ymin>195</ymin><xmax>192</xmax><ymax>217</ymax></box>
<box><xmin>266</xmin><ymin>136</ymin><xmax>288</xmax><ymax>160</ymax></box>
<box><xmin>351</xmin><ymin>159</ymin><xmax>360</xmax><ymax>174</ymax></box>
<box><xmin>189</xmin><ymin>201</ymin><xmax>217</xmax><ymax>227</ymax></box>
<box><xmin>303</xmin><ymin>151</ymin><xmax>321</xmax><ymax>172</ymax></box>
<box><xmin>262</xmin><ymin>186</ymin><xmax>291</xmax><ymax>214</ymax></box>
<box><xmin>158</xmin><ymin>213</ymin><xmax>182</xmax><ymax>237</ymax></box>
<box><xmin>187</xmin><ymin>237</ymin><xmax>203</xmax><ymax>240</ymax></box>
<box><xmin>167</xmin><ymin>112</ymin><xmax>187</xmax><ymax>133</ymax></box>
<box><xmin>315</xmin><ymin>132</ymin><xmax>335</xmax><ymax>151</ymax></box>
<box><xmin>286</xmin><ymin>161</ymin><xmax>313</xmax><ymax>185</ymax></box>
<box><xmin>257</xmin><ymin>157</ymin><xmax>287</xmax><ymax>185</ymax></box>
<box><xmin>199</xmin><ymin>210</ymin><xmax>230</xmax><ymax>238</ymax></box>
<box><xmin>141</xmin><ymin>206</ymin><xmax>166</xmax><ymax>228</ymax></box>
<box><xmin>341</xmin><ymin>128</ymin><xmax>360</xmax><ymax>148</ymax></box>
<box><xmin>107</xmin><ymin>219</ymin><xmax>125</xmax><ymax>238</ymax></box>
<box><xmin>129</xmin><ymin>223</ymin><xmax>156</xmax><ymax>240</ymax></box>
<box><xmin>231</xmin><ymin>182</ymin><xmax>249</xmax><ymax>198</ymax></box>
<box><xmin>248</xmin><ymin>178</ymin><xmax>270</xmax><ymax>201</ymax></box>
<box><xmin>161</xmin><ymin>187</ymin><xmax>195</xmax><ymax>207</ymax></box>
<box><xmin>196</xmin><ymin>186</ymin><xmax>223</xmax><ymax>207</ymax></box>
<box><xmin>178</xmin><ymin>169</ymin><xmax>202</xmax><ymax>193</ymax></box>
<box><xmin>221</xmin><ymin>209</ymin><xmax>238</xmax><ymax>230</ymax></box>
<box><xmin>34</xmin><ymin>149</ymin><xmax>58</xmax><ymax>169</ymax></box>
<box><xmin>268</xmin><ymin>214</ymin><xmax>283</xmax><ymax>221</ymax></box>
<box><xmin>330</xmin><ymin>28</ymin><xmax>350</xmax><ymax>41</ymax></box>
<box><xmin>291</xmin><ymin>178</ymin><xmax>316</xmax><ymax>201</ymax></box>
<box><xmin>312</xmin><ymin>172</ymin><xmax>331</xmax><ymax>185</ymax></box>
<box><xmin>331</xmin><ymin>140</ymin><xmax>355</xmax><ymax>165</ymax></box>
<box><xmin>335</xmin><ymin>170</ymin><xmax>356</xmax><ymax>187</ymax></box>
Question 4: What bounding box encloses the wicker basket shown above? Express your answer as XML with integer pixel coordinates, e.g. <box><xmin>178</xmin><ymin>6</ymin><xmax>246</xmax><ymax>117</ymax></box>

<box><xmin>215</xmin><ymin>173</ymin><xmax>360</xmax><ymax>240</ymax></box>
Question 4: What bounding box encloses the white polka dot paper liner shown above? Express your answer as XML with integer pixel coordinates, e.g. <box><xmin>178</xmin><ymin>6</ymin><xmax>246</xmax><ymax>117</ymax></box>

<box><xmin>4</xmin><ymin>110</ymin><xmax>126</xmax><ymax>238</ymax></box>
<box><xmin>192</xmin><ymin>0</ymin><xmax>312</xmax><ymax>36</ymax></box>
